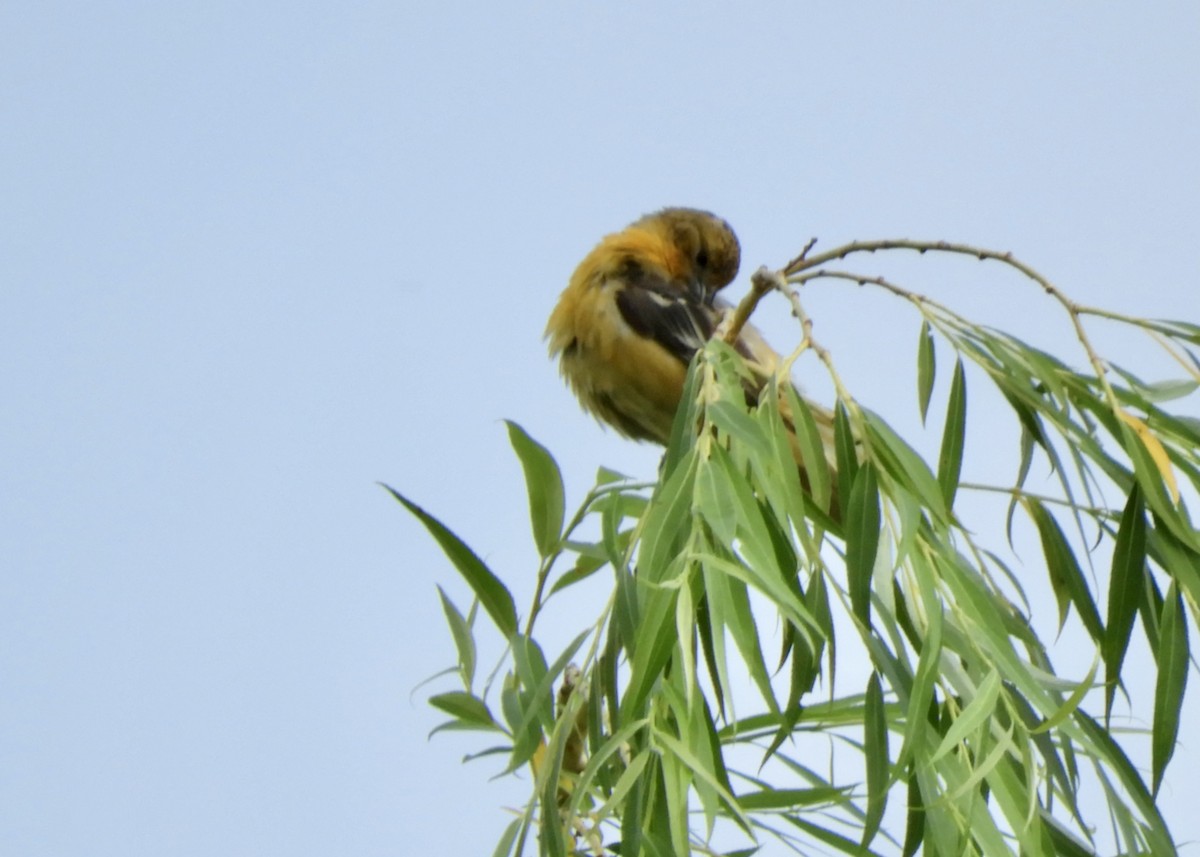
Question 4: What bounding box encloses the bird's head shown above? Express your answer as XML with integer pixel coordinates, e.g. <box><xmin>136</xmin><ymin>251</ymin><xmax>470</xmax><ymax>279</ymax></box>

<box><xmin>635</xmin><ymin>207</ymin><xmax>741</xmax><ymax>304</ymax></box>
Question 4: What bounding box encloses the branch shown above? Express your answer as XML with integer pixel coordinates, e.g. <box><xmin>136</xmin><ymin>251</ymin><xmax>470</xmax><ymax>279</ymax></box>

<box><xmin>783</xmin><ymin>239</ymin><xmax>1123</xmax><ymax>411</ymax></box>
<box><xmin>717</xmin><ymin>265</ymin><xmax>778</xmax><ymax>347</ymax></box>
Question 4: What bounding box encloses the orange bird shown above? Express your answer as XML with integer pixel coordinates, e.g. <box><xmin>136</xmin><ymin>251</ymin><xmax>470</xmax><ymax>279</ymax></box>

<box><xmin>546</xmin><ymin>207</ymin><xmax>838</xmax><ymax>516</ymax></box>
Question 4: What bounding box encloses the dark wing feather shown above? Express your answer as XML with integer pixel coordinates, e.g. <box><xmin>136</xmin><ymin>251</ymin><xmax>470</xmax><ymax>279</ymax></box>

<box><xmin>614</xmin><ymin>264</ymin><xmax>715</xmax><ymax>366</ymax></box>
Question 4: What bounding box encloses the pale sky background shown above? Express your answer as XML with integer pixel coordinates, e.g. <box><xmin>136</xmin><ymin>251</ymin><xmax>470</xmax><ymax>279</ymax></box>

<box><xmin>3</xmin><ymin>4</ymin><xmax>1199</xmax><ymax>855</ymax></box>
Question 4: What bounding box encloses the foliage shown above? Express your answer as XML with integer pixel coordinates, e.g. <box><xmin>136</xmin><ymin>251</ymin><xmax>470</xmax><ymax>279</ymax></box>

<box><xmin>391</xmin><ymin>241</ymin><xmax>1200</xmax><ymax>856</ymax></box>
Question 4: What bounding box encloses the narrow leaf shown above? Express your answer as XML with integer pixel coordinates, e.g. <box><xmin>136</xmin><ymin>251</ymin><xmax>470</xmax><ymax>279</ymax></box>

<box><xmin>1116</xmin><ymin>409</ymin><xmax>1180</xmax><ymax>502</ymax></box>
<box><xmin>931</xmin><ymin>669</ymin><xmax>1001</xmax><ymax>764</ymax></box>
<box><xmin>1104</xmin><ymin>486</ymin><xmax>1147</xmax><ymax>722</ymax></box>
<box><xmin>504</xmin><ymin>421</ymin><xmax>566</xmax><ymax>558</ymax></box>
<box><xmin>834</xmin><ymin>402</ymin><xmax>859</xmax><ymax>517</ymax></box>
<box><xmin>708</xmin><ymin>400</ymin><xmax>770</xmax><ymax>456</ymax></box>
<box><xmin>902</xmin><ymin>771</ymin><xmax>924</xmax><ymax>857</ymax></box>
<box><xmin>845</xmin><ymin>462</ymin><xmax>881</xmax><ymax>625</ymax></box>
<box><xmin>937</xmin><ymin>359</ymin><xmax>967</xmax><ymax>509</ymax></box>
<box><xmin>656</xmin><ymin>732</ymin><xmax>754</xmax><ymax>836</ymax></box>
<box><xmin>662</xmin><ymin>355</ymin><xmax>705</xmax><ymax>478</ymax></box>
<box><xmin>1152</xmin><ymin>582</ymin><xmax>1189</xmax><ymax>796</ymax></box>
<box><xmin>1138</xmin><ymin>377</ymin><xmax>1198</xmax><ymax>403</ymax></box>
<box><xmin>620</xmin><ymin>585</ymin><xmax>681</xmax><ymax>720</ymax></box>
<box><xmin>637</xmin><ymin>452</ymin><xmax>697</xmax><ymax>582</ymax></box>
<box><xmin>384</xmin><ymin>485</ymin><xmax>518</xmax><ymax>637</ymax></box>
<box><xmin>428</xmin><ymin>691</ymin><xmax>499</xmax><ymax>730</ymax></box>
<box><xmin>1075</xmin><ymin>711</ymin><xmax>1174</xmax><ymax>849</ymax></box>
<box><xmin>490</xmin><ymin>818</ymin><xmax>523</xmax><ymax>857</ymax></box>
<box><xmin>737</xmin><ymin>787</ymin><xmax>847</xmax><ymax>810</ymax></box>
<box><xmin>863</xmin><ymin>411</ymin><xmax>948</xmax><ymax>525</ymax></box>
<box><xmin>437</xmin><ymin>586</ymin><xmax>476</xmax><ymax>687</ymax></box>
<box><xmin>862</xmin><ymin>671</ymin><xmax>889</xmax><ymax>848</ymax></box>
<box><xmin>1025</xmin><ymin>501</ymin><xmax>1105</xmax><ymax>642</ymax></box>
<box><xmin>917</xmin><ymin>319</ymin><xmax>936</xmax><ymax>423</ymax></box>
<box><xmin>784</xmin><ymin>385</ymin><xmax>834</xmax><ymax>515</ymax></box>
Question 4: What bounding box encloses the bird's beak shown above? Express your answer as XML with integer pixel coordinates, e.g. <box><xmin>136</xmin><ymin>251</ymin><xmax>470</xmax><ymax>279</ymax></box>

<box><xmin>687</xmin><ymin>278</ymin><xmax>712</xmax><ymax>307</ymax></box>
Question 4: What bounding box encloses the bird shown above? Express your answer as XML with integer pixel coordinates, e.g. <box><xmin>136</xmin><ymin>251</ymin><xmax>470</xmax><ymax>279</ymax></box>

<box><xmin>545</xmin><ymin>207</ymin><xmax>839</xmax><ymax>519</ymax></box>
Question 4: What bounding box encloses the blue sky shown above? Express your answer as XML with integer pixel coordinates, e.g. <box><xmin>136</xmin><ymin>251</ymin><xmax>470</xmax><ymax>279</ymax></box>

<box><xmin>3</xmin><ymin>4</ymin><xmax>1198</xmax><ymax>855</ymax></box>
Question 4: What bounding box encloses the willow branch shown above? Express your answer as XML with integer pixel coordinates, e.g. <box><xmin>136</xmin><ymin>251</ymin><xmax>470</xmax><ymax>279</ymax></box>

<box><xmin>770</xmin><ymin>273</ymin><xmax>859</xmax><ymax>416</ymax></box>
<box><xmin>783</xmin><ymin>239</ymin><xmax>1122</xmax><ymax>410</ymax></box>
<box><xmin>788</xmin><ymin>269</ymin><xmax>971</xmax><ymax>330</ymax></box>
<box><xmin>718</xmin><ymin>265</ymin><xmax>779</xmax><ymax>346</ymax></box>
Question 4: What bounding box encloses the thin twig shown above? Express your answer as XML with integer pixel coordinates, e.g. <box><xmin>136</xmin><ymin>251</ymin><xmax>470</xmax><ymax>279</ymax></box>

<box><xmin>783</xmin><ymin>236</ymin><xmax>819</xmax><ymax>272</ymax></box>
<box><xmin>789</xmin><ymin>269</ymin><xmax>961</xmax><ymax>324</ymax></box>
<box><xmin>769</xmin><ymin>272</ymin><xmax>858</xmax><ymax>412</ymax></box>
<box><xmin>958</xmin><ymin>481</ymin><xmax>1117</xmax><ymax>517</ymax></box>
<box><xmin>782</xmin><ymin>238</ymin><xmax>1028</xmax><ymax>278</ymax></box>
<box><xmin>783</xmin><ymin>239</ymin><xmax>1122</xmax><ymax>410</ymax></box>
<box><xmin>717</xmin><ymin>265</ymin><xmax>778</xmax><ymax>346</ymax></box>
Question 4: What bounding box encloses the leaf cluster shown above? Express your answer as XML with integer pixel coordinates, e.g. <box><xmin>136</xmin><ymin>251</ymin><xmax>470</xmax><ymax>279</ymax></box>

<box><xmin>392</xmin><ymin>242</ymin><xmax>1199</xmax><ymax>856</ymax></box>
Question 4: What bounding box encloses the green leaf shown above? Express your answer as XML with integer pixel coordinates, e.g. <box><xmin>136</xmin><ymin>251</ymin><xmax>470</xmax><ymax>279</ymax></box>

<box><xmin>596</xmin><ymin>465</ymin><xmax>630</xmax><ymax>485</ymax></box>
<box><xmin>695</xmin><ymin>454</ymin><xmax>738</xmax><ymax>545</ymax></box>
<box><xmin>384</xmin><ymin>485</ymin><xmax>518</xmax><ymax>637</ymax></box>
<box><xmin>662</xmin><ymin>355</ymin><xmax>705</xmax><ymax>478</ymax></box>
<box><xmin>1025</xmin><ymin>501</ymin><xmax>1104</xmax><ymax>642</ymax></box>
<box><xmin>437</xmin><ymin>586</ymin><xmax>476</xmax><ymax>687</ymax></box>
<box><xmin>807</xmin><ymin>568</ymin><xmax>835</xmax><ymax>700</ymax></box>
<box><xmin>736</xmin><ymin>787</ymin><xmax>846</xmax><ymax>810</ymax></box>
<box><xmin>781</xmin><ymin>813</ymin><xmax>893</xmax><ymax>856</ymax></box>
<box><xmin>937</xmin><ymin>359</ymin><xmax>967</xmax><ymax>509</ymax></box>
<box><xmin>637</xmin><ymin>451</ymin><xmax>697</xmax><ymax>583</ymax></box>
<box><xmin>1075</xmin><ymin>711</ymin><xmax>1174</xmax><ymax>851</ymax></box>
<box><xmin>1104</xmin><ymin>486</ymin><xmax>1147</xmax><ymax>722</ymax></box>
<box><xmin>539</xmin><ymin>752</ymin><xmax>568</xmax><ymax>857</ymax></box>
<box><xmin>1125</xmin><ymin>373</ymin><xmax>1198</xmax><ymax>403</ymax></box>
<box><xmin>701</xmin><ymin>548</ymin><xmax>777</xmax><ymax>716</ymax></box>
<box><xmin>917</xmin><ymin>319</ymin><xmax>936</xmax><ymax>423</ymax></box>
<box><xmin>570</xmin><ymin>726</ymin><xmax>649</xmax><ymax>819</ymax></box>
<box><xmin>902</xmin><ymin>771</ymin><xmax>924</xmax><ymax>857</ymax></box>
<box><xmin>898</xmin><ymin>560</ymin><xmax>941</xmax><ymax>771</ymax></box>
<box><xmin>548</xmin><ymin>544</ymin><xmax>610</xmax><ymax>595</ymax></box>
<box><xmin>765</xmin><ymin>630</ymin><xmax>818</xmax><ymax>764</ymax></box>
<box><xmin>600</xmin><ymin>488</ymin><xmax>645</xmax><ymax>571</ymax></box>
<box><xmin>1118</xmin><ymin>420</ymin><xmax>1200</xmax><ymax>552</ymax></box>
<box><xmin>1000</xmin><ymin>389</ymin><xmax>1051</xmax><ymax>452</ymax></box>
<box><xmin>510</xmin><ymin>633</ymin><xmax>549</xmax><ymax>691</ymax></box>
<box><xmin>656</xmin><ymin>731</ymin><xmax>754</xmax><ymax>836</ymax></box>
<box><xmin>428</xmin><ymin>691</ymin><xmax>499</xmax><ymax>730</ymax></box>
<box><xmin>1147</xmin><ymin>525</ymin><xmax>1200</xmax><ymax>625</ymax></box>
<box><xmin>862</xmin><ymin>671</ymin><xmax>889</xmax><ymax>849</ymax></box>
<box><xmin>931</xmin><ymin>669</ymin><xmax>1001</xmax><ymax>764</ymax></box>
<box><xmin>504</xmin><ymin>421</ymin><xmax>565</xmax><ymax>559</ymax></box>
<box><xmin>490</xmin><ymin>818</ymin><xmax>523</xmax><ymax>857</ymax></box>
<box><xmin>755</xmin><ymin>378</ymin><xmax>814</xmax><ymax>536</ymax></box>
<box><xmin>501</xmin><ymin>672</ymin><xmax>544</xmax><ymax>772</ymax></box>
<box><xmin>1152</xmin><ymin>582</ymin><xmax>1189</xmax><ymax>796</ymax></box>
<box><xmin>862</xmin><ymin>411</ymin><xmax>948</xmax><ymax>525</ymax></box>
<box><xmin>785</xmin><ymin>385</ymin><xmax>834</xmax><ymax>516</ymax></box>
<box><xmin>1041</xmin><ymin>814</ymin><xmax>1099</xmax><ymax>857</ymax></box>
<box><xmin>621</xmin><ymin>584</ymin><xmax>681</xmax><ymax>721</ymax></box>
<box><xmin>1151</xmin><ymin>318</ymin><xmax>1200</xmax><ymax>345</ymax></box>
<box><xmin>845</xmin><ymin>462</ymin><xmax>881</xmax><ymax>625</ymax></box>
<box><xmin>1030</xmin><ymin>655</ymin><xmax>1099</xmax><ymax>735</ymax></box>
<box><xmin>1140</xmin><ymin>571</ymin><xmax>1164</xmax><ymax>661</ymax></box>
<box><xmin>708</xmin><ymin>399</ymin><xmax>770</xmax><ymax>457</ymax></box>
<box><xmin>834</xmin><ymin>402</ymin><xmax>859</xmax><ymax>517</ymax></box>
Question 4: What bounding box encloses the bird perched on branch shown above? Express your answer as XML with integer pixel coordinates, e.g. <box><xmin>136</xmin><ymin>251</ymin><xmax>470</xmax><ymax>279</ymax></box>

<box><xmin>546</xmin><ymin>208</ymin><xmax>839</xmax><ymax>518</ymax></box>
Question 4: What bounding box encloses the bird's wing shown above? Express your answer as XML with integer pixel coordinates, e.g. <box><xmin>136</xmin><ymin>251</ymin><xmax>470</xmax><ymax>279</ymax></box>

<box><xmin>613</xmin><ymin>266</ymin><xmax>715</xmax><ymax>367</ymax></box>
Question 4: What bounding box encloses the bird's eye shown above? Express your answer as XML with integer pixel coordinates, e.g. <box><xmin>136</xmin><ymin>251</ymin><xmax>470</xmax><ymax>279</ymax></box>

<box><xmin>696</xmin><ymin>250</ymin><xmax>709</xmax><ymax>268</ymax></box>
